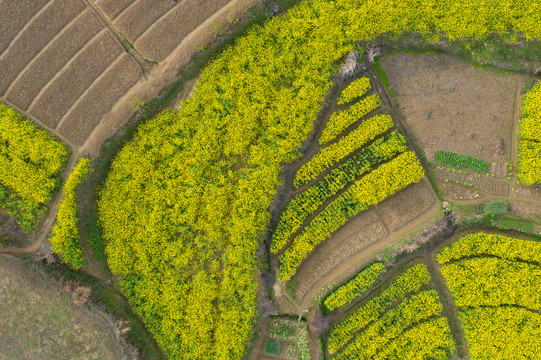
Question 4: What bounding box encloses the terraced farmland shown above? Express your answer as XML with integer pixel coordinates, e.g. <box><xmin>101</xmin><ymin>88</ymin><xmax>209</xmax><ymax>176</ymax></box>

<box><xmin>2</xmin><ymin>0</ymin><xmax>541</xmax><ymax>359</ymax></box>
<box><xmin>0</xmin><ymin>0</ymin><xmax>255</xmax><ymax>149</ymax></box>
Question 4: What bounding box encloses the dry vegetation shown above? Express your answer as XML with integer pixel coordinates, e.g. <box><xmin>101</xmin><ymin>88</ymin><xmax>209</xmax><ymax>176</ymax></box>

<box><xmin>0</xmin><ymin>255</ymin><xmax>134</xmax><ymax>360</ymax></box>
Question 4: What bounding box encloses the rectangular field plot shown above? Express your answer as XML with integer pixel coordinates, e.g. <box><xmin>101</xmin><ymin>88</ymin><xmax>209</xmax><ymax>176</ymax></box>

<box><xmin>379</xmin><ymin>52</ymin><xmax>525</xmax><ymax>165</ymax></box>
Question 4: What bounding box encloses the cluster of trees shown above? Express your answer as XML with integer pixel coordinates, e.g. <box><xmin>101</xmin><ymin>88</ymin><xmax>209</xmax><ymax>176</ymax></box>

<box><xmin>50</xmin><ymin>158</ymin><xmax>91</xmax><ymax>269</ymax></box>
<box><xmin>518</xmin><ymin>82</ymin><xmax>541</xmax><ymax>185</ymax></box>
<box><xmin>327</xmin><ymin>263</ymin><xmax>431</xmax><ymax>353</ymax></box>
<box><xmin>97</xmin><ymin>0</ymin><xmax>541</xmax><ymax>357</ymax></box>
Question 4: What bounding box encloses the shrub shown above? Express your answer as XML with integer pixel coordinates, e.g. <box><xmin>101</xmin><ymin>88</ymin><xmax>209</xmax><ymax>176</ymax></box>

<box><xmin>0</xmin><ymin>101</ymin><xmax>67</xmax><ymax>220</ymax></box>
<box><xmin>97</xmin><ymin>0</ymin><xmax>541</xmax><ymax>357</ymax></box>
<box><xmin>436</xmin><ymin>232</ymin><xmax>541</xmax><ymax>265</ymax></box>
<box><xmin>271</xmin><ymin>132</ymin><xmax>407</xmax><ymax>253</ymax></box>
<box><xmin>459</xmin><ymin>306</ymin><xmax>541</xmax><ymax>360</ymax></box>
<box><xmin>294</xmin><ymin>114</ymin><xmax>394</xmax><ymax>188</ymax></box>
<box><xmin>334</xmin><ymin>290</ymin><xmax>444</xmax><ymax>360</ymax></box>
<box><xmin>319</xmin><ymin>94</ymin><xmax>381</xmax><ymax>144</ymax></box>
<box><xmin>280</xmin><ymin>152</ymin><xmax>424</xmax><ymax>280</ymax></box>
<box><xmin>327</xmin><ymin>263</ymin><xmax>431</xmax><ymax>353</ymax></box>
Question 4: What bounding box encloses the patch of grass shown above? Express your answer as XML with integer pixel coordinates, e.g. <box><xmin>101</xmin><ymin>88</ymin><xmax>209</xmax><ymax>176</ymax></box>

<box><xmin>0</xmin><ymin>257</ymin><xmax>131</xmax><ymax>359</ymax></box>
<box><xmin>38</xmin><ymin>262</ymin><xmax>165</xmax><ymax>359</ymax></box>
<box><xmin>373</xmin><ymin>58</ymin><xmax>395</xmax><ymax>98</ymax></box>
<box><xmin>483</xmin><ymin>200</ymin><xmax>508</xmax><ymax>216</ymax></box>
<box><xmin>496</xmin><ymin>218</ymin><xmax>534</xmax><ymax>233</ymax></box>
<box><xmin>264</xmin><ymin>338</ymin><xmax>281</xmax><ymax>356</ymax></box>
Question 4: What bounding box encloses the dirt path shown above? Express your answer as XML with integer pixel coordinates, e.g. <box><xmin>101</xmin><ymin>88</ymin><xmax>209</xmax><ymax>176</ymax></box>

<box><xmin>0</xmin><ymin>151</ymin><xmax>81</xmax><ymax>258</ymax></box>
<box><xmin>424</xmin><ymin>251</ymin><xmax>469</xmax><ymax>359</ymax></box>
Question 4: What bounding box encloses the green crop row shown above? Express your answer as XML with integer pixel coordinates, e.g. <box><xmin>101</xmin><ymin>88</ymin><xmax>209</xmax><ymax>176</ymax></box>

<box><xmin>334</xmin><ymin>290</ymin><xmax>444</xmax><ymax>360</ymax></box>
<box><xmin>434</xmin><ymin>150</ymin><xmax>488</xmax><ymax>173</ymax></box>
<box><xmin>323</xmin><ymin>262</ymin><xmax>385</xmax><ymax>312</ymax></box>
<box><xmin>50</xmin><ymin>158</ymin><xmax>92</xmax><ymax>270</ymax></box>
<box><xmin>294</xmin><ymin>114</ymin><xmax>394</xmax><ymax>188</ymax></box>
<box><xmin>280</xmin><ymin>152</ymin><xmax>424</xmax><ymax>280</ymax></box>
<box><xmin>320</xmin><ymin>94</ymin><xmax>381</xmax><ymax>144</ymax></box>
<box><xmin>436</xmin><ymin>232</ymin><xmax>541</xmax><ymax>265</ymax></box>
<box><xmin>327</xmin><ymin>263</ymin><xmax>431</xmax><ymax>354</ymax></box>
<box><xmin>271</xmin><ymin>132</ymin><xmax>408</xmax><ymax>253</ymax></box>
<box><xmin>441</xmin><ymin>257</ymin><xmax>541</xmax><ymax>311</ymax></box>
<box><xmin>518</xmin><ymin>82</ymin><xmax>541</xmax><ymax>185</ymax></box>
<box><xmin>337</xmin><ymin>77</ymin><xmax>372</xmax><ymax>105</ymax></box>
<box><xmin>0</xmin><ymin>102</ymin><xmax>68</xmax><ymax>205</ymax></box>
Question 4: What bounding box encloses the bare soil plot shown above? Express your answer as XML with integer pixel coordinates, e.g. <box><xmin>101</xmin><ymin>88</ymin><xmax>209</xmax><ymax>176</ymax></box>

<box><xmin>5</xmin><ymin>9</ymin><xmax>104</xmax><ymax>111</ymax></box>
<box><xmin>133</xmin><ymin>0</ymin><xmax>233</xmax><ymax>61</ymax></box>
<box><xmin>0</xmin><ymin>0</ymin><xmax>86</xmax><ymax>96</ymax></box>
<box><xmin>377</xmin><ymin>178</ymin><xmax>437</xmax><ymax>232</ymax></box>
<box><xmin>0</xmin><ymin>0</ymin><xmax>50</xmax><ymax>55</ymax></box>
<box><xmin>379</xmin><ymin>52</ymin><xmax>527</xmax><ymax>164</ymax></box>
<box><xmin>94</xmin><ymin>0</ymin><xmax>136</xmax><ymax>20</ymax></box>
<box><xmin>0</xmin><ymin>255</ymin><xmax>131</xmax><ymax>360</ymax></box>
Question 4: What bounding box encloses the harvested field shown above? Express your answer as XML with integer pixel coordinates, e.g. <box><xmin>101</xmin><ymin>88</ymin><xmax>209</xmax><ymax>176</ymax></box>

<box><xmin>6</xmin><ymin>9</ymin><xmax>104</xmax><ymax>111</ymax></box>
<box><xmin>95</xmin><ymin>0</ymin><xmax>136</xmax><ymax>20</ymax></box>
<box><xmin>56</xmin><ymin>53</ymin><xmax>142</xmax><ymax>145</ymax></box>
<box><xmin>28</xmin><ymin>30</ymin><xmax>123</xmax><ymax>129</ymax></box>
<box><xmin>377</xmin><ymin>178</ymin><xmax>437</xmax><ymax>232</ymax></box>
<box><xmin>0</xmin><ymin>255</ymin><xmax>131</xmax><ymax>360</ymax></box>
<box><xmin>113</xmin><ymin>0</ymin><xmax>177</xmax><ymax>43</ymax></box>
<box><xmin>0</xmin><ymin>0</ymin><xmax>86</xmax><ymax>96</ymax></box>
<box><xmin>0</xmin><ymin>0</ymin><xmax>50</xmax><ymax>55</ymax></box>
<box><xmin>379</xmin><ymin>52</ymin><xmax>527</xmax><ymax>164</ymax></box>
<box><xmin>133</xmin><ymin>0</ymin><xmax>233</xmax><ymax>61</ymax></box>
